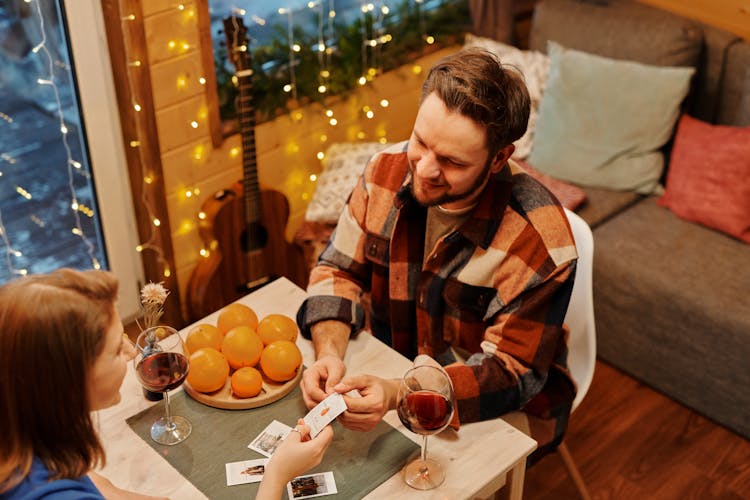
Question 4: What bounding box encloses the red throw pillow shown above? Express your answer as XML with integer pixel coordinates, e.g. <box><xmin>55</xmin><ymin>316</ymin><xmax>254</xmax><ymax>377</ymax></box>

<box><xmin>658</xmin><ymin>114</ymin><xmax>750</xmax><ymax>244</ymax></box>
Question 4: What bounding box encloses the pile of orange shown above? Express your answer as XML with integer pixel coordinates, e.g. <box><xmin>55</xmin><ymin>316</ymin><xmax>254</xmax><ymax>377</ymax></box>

<box><xmin>185</xmin><ymin>303</ymin><xmax>302</xmax><ymax>399</ymax></box>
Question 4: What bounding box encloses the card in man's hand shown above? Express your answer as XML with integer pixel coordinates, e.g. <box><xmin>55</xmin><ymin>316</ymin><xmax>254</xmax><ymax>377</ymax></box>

<box><xmin>302</xmin><ymin>392</ymin><xmax>347</xmax><ymax>438</ymax></box>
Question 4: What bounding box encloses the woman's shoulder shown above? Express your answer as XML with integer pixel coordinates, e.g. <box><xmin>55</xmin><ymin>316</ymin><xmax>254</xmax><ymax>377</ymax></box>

<box><xmin>2</xmin><ymin>458</ymin><xmax>103</xmax><ymax>500</ymax></box>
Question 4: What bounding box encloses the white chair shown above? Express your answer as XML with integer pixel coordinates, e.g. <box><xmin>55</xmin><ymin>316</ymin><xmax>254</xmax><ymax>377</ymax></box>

<box><xmin>558</xmin><ymin>208</ymin><xmax>596</xmax><ymax>500</ymax></box>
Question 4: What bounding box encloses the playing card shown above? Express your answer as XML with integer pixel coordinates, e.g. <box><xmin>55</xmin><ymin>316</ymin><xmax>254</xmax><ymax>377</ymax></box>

<box><xmin>303</xmin><ymin>392</ymin><xmax>347</xmax><ymax>439</ymax></box>
<box><xmin>248</xmin><ymin>419</ymin><xmax>293</xmax><ymax>457</ymax></box>
<box><xmin>225</xmin><ymin>458</ymin><xmax>268</xmax><ymax>486</ymax></box>
<box><xmin>286</xmin><ymin>471</ymin><xmax>337</xmax><ymax>499</ymax></box>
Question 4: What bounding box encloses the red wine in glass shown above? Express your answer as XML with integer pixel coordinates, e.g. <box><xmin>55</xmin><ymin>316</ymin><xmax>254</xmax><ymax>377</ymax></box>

<box><xmin>396</xmin><ymin>365</ymin><xmax>455</xmax><ymax>490</ymax></box>
<box><xmin>397</xmin><ymin>390</ymin><xmax>453</xmax><ymax>434</ymax></box>
<box><xmin>136</xmin><ymin>352</ymin><xmax>189</xmax><ymax>393</ymax></box>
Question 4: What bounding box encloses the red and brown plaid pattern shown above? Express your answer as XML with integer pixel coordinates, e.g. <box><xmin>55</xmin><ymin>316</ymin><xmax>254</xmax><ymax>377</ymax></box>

<box><xmin>298</xmin><ymin>142</ymin><xmax>578</xmax><ymax>450</ymax></box>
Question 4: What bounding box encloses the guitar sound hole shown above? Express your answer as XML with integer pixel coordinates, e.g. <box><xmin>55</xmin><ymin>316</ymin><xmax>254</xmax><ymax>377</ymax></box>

<box><xmin>241</xmin><ymin>223</ymin><xmax>268</xmax><ymax>253</ymax></box>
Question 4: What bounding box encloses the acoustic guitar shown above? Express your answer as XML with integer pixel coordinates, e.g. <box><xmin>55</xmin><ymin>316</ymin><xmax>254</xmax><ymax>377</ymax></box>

<box><xmin>186</xmin><ymin>15</ymin><xmax>305</xmax><ymax>322</ymax></box>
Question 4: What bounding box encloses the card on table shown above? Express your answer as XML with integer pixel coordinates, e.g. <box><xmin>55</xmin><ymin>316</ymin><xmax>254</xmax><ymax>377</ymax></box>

<box><xmin>303</xmin><ymin>392</ymin><xmax>348</xmax><ymax>439</ymax></box>
<box><xmin>225</xmin><ymin>458</ymin><xmax>269</xmax><ymax>486</ymax></box>
<box><xmin>248</xmin><ymin>419</ymin><xmax>293</xmax><ymax>457</ymax></box>
<box><xmin>286</xmin><ymin>471</ymin><xmax>337</xmax><ymax>499</ymax></box>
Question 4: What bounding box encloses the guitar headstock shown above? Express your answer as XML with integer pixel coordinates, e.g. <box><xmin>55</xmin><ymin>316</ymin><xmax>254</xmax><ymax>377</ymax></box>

<box><xmin>223</xmin><ymin>15</ymin><xmax>251</xmax><ymax>73</ymax></box>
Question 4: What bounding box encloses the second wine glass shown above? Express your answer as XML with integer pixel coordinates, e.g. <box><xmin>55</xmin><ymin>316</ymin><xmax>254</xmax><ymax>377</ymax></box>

<box><xmin>396</xmin><ymin>364</ymin><xmax>455</xmax><ymax>490</ymax></box>
<box><xmin>133</xmin><ymin>326</ymin><xmax>191</xmax><ymax>445</ymax></box>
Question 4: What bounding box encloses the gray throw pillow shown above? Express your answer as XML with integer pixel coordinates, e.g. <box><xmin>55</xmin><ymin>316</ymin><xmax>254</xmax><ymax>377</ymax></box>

<box><xmin>528</xmin><ymin>41</ymin><xmax>695</xmax><ymax>193</ymax></box>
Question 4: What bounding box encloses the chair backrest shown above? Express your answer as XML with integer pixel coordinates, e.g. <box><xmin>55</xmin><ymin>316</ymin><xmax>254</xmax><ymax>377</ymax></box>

<box><xmin>563</xmin><ymin>208</ymin><xmax>596</xmax><ymax>412</ymax></box>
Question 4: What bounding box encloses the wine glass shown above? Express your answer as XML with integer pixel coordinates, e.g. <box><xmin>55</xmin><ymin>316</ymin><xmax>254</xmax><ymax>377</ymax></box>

<box><xmin>396</xmin><ymin>365</ymin><xmax>456</xmax><ymax>490</ymax></box>
<box><xmin>133</xmin><ymin>326</ymin><xmax>192</xmax><ymax>445</ymax></box>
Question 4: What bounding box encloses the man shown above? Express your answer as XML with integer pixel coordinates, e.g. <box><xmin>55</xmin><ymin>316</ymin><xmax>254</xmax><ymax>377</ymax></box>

<box><xmin>296</xmin><ymin>47</ymin><xmax>578</xmax><ymax>459</ymax></box>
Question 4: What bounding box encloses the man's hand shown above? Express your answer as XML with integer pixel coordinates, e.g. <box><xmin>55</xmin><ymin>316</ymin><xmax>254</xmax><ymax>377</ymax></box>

<box><xmin>300</xmin><ymin>355</ymin><xmax>347</xmax><ymax>409</ymax></box>
<box><xmin>333</xmin><ymin>375</ymin><xmax>400</xmax><ymax>432</ymax></box>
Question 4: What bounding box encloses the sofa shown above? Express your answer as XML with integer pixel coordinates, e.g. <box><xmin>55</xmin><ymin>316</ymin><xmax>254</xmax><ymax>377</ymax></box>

<box><xmin>295</xmin><ymin>0</ymin><xmax>750</xmax><ymax>439</ymax></box>
<box><xmin>523</xmin><ymin>0</ymin><xmax>750</xmax><ymax>439</ymax></box>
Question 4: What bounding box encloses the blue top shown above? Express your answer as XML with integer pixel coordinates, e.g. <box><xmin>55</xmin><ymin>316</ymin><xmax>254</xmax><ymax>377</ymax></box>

<box><xmin>2</xmin><ymin>458</ymin><xmax>103</xmax><ymax>500</ymax></box>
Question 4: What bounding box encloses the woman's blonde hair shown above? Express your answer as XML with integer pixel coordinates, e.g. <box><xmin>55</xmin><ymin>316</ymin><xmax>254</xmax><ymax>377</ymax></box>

<box><xmin>0</xmin><ymin>268</ymin><xmax>118</xmax><ymax>492</ymax></box>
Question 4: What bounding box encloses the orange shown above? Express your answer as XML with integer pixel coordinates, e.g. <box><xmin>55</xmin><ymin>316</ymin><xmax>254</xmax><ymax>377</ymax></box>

<box><xmin>257</xmin><ymin>314</ymin><xmax>298</xmax><ymax>346</ymax></box>
<box><xmin>221</xmin><ymin>326</ymin><xmax>263</xmax><ymax>370</ymax></box>
<box><xmin>185</xmin><ymin>323</ymin><xmax>223</xmax><ymax>354</ymax></box>
<box><xmin>186</xmin><ymin>347</ymin><xmax>229</xmax><ymax>393</ymax></box>
<box><xmin>259</xmin><ymin>340</ymin><xmax>302</xmax><ymax>382</ymax></box>
<box><xmin>216</xmin><ymin>303</ymin><xmax>258</xmax><ymax>336</ymax></box>
<box><xmin>230</xmin><ymin>366</ymin><xmax>263</xmax><ymax>398</ymax></box>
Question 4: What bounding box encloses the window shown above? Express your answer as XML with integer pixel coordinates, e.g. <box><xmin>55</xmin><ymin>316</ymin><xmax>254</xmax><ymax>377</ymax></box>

<box><xmin>207</xmin><ymin>0</ymin><xmax>470</xmax><ymax>123</ymax></box>
<box><xmin>0</xmin><ymin>0</ymin><xmax>142</xmax><ymax>319</ymax></box>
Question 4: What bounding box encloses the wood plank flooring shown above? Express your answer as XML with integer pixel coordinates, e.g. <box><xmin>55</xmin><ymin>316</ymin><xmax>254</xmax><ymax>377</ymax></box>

<box><xmin>523</xmin><ymin>360</ymin><xmax>750</xmax><ymax>499</ymax></box>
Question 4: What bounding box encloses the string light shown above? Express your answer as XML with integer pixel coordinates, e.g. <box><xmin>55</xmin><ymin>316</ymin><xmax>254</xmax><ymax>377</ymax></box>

<box><xmin>117</xmin><ymin>2</ymin><xmax>171</xmax><ymax>278</ymax></box>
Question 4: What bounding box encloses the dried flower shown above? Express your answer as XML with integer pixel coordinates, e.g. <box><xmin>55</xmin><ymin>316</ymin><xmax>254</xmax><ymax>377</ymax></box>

<box><xmin>137</xmin><ymin>282</ymin><xmax>170</xmax><ymax>330</ymax></box>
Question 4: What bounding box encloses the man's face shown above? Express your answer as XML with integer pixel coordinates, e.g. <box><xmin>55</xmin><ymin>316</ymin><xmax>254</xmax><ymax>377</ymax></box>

<box><xmin>407</xmin><ymin>92</ymin><xmax>502</xmax><ymax>209</ymax></box>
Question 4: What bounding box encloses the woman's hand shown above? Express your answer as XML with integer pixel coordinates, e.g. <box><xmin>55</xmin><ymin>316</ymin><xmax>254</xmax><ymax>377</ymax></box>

<box><xmin>256</xmin><ymin>419</ymin><xmax>334</xmax><ymax>500</ymax></box>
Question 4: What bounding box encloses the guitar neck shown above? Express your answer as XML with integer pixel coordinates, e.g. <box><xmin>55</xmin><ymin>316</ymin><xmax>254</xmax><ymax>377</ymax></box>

<box><xmin>236</xmin><ymin>70</ymin><xmax>262</xmax><ymax>226</ymax></box>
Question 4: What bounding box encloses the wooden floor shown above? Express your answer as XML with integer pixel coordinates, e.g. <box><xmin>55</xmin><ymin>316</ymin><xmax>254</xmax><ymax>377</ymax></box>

<box><xmin>523</xmin><ymin>360</ymin><xmax>749</xmax><ymax>499</ymax></box>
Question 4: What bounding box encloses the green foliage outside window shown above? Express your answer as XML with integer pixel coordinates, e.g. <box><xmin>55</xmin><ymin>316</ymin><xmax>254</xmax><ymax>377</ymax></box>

<box><xmin>215</xmin><ymin>0</ymin><xmax>470</xmax><ymax>125</ymax></box>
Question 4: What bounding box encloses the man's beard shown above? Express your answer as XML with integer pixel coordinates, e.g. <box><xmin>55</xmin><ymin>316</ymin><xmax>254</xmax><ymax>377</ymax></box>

<box><xmin>411</xmin><ymin>158</ymin><xmax>494</xmax><ymax>207</ymax></box>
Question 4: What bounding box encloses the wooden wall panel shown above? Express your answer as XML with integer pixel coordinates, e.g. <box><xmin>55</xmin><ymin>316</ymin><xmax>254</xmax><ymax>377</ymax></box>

<box><xmin>150</xmin><ymin>53</ymin><xmax>206</xmax><ymax>108</ymax></box>
<box><xmin>143</xmin><ymin>5</ymin><xmax>201</xmax><ymax>65</ymax></box>
<box><xmin>637</xmin><ymin>0</ymin><xmax>750</xmax><ymax>40</ymax></box>
<box><xmin>154</xmin><ymin>94</ymin><xmax>210</xmax><ymax>152</ymax></box>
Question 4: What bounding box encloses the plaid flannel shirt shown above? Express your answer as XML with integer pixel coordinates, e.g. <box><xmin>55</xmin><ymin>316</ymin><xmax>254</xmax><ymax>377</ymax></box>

<box><xmin>298</xmin><ymin>142</ymin><xmax>578</xmax><ymax>452</ymax></box>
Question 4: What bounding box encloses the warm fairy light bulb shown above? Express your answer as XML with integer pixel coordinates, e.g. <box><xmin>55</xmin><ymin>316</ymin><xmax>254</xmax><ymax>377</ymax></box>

<box><xmin>18</xmin><ymin>269</ymin><xmax>28</xmax><ymax>276</ymax></box>
<box><xmin>69</xmin><ymin>159</ymin><xmax>82</xmax><ymax>168</ymax></box>
<box><xmin>190</xmin><ymin>120</ymin><xmax>198</xmax><ymax>128</ymax></box>
<box><xmin>325</xmin><ymin>109</ymin><xmax>334</xmax><ymax>117</ymax></box>
<box><xmin>153</xmin><ymin>218</ymin><xmax>161</xmax><ymax>227</ymax></box>
<box><xmin>193</xmin><ymin>145</ymin><xmax>205</xmax><ymax>160</ymax></box>
<box><xmin>382</xmin><ymin>6</ymin><xmax>390</xmax><ymax>14</ymax></box>
<box><xmin>182</xmin><ymin>42</ymin><xmax>190</xmax><ymax>51</ymax></box>
<box><xmin>278</xmin><ymin>8</ymin><xmax>287</xmax><ymax>14</ymax></box>
<box><xmin>60</xmin><ymin>125</ymin><xmax>68</xmax><ymax>134</ymax></box>
<box><xmin>229</xmin><ymin>147</ymin><xmax>240</xmax><ymax>158</ymax></box>
<box><xmin>123</xmin><ymin>14</ymin><xmax>136</xmax><ymax>21</ymax></box>
<box><xmin>193</xmin><ymin>187</ymin><xmax>201</xmax><ymax>196</ymax></box>
<box><xmin>136</xmin><ymin>244</ymin><xmax>144</xmax><ymax>252</ymax></box>
<box><xmin>425</xmin><ymin>35</ymin><xmax>435</xmax><ymax>44</ymax></box>
<box><xmin>320</xmin><ymin>69</ymin><xmax>330</xmax><ymax>78</ymax></box>
<box><xmin>319</xmin><ymin>134</ymin><xmax>327</xmax><ymax>142</ymax></box>
<box><xmin>13</xmin><ymin>250</ymin><xmax>22</xmax><ymax>257</ymax></box>
<box><xmin>316</xmin><ymin>152</ymin><xmax>325</xmax><ymax>160</ymax></box>
<box><xmin>412</xmin><ymin>65</ymin><xmax>423</xmax><ymax>75</ymax></box>
<box><xmin>185</xmin><ymin>189</ymin><xmax>193</xmax><ymax>198</ymax></box>
<box><xmin>198</xmin><ymin>211</ymin><xmax>207</xmax><ymax>220</ymax></box>
<box><xmin>163</xmin><ymin>268</ymin><xmax>171</xmax><ymax>278</ymax></box>
<box><xmin>130</xmin><ymin>140</ymin><xmax>140</xmax><ymax>147</ymax></box>
<box><xmin>293</xmin><ymin>111</ymin><xmax>303</xmax><ymax>121</ymax></box>
<box><xmin>318</xmin><ymin>85</ymin><xmax>327</xmax><ymax>93</ymax></box>
<box><xmin>292</xmin><ymin>44</ymin><xmax>301</xmax><ymax>52</ymax></box>
<box><xmin>379</xmin><ymin>137</ymin><xmax>388</xmax><ymax>144</ymax></box>
<box><xmin>133</xmin><ymin>103</ymin><xmax>142</xmax><ymax>112</ymax></box>
<box><xmin>199</xmin><ymin>248</ymin><xmax>209</xmax><ymax>257</ymax></box>
<box><xmin>380</xmin><ymin>99</ymin><xmax>389</xmax><ymax>107</ymax></box>
<box><xmin>199</xmin><ymin>76</ymin><xmax>206</xmax><ymax>85</ymax></box>
<box><xmin>92</xmin><ymin>258</ymin><xmax>101</xmax><ymax>270</ymax></box>
<box><xmin>329</xmin><ymin>10</ymin><xmax>336</xmax><ymax>18</ymax></box>
<box><xmin>177</xmin><ymin>3</ymin><xmax>185</xmax><ymax>10</ymax></box>
<box><xmin>283</xmin><ymin>84</ymin><xmax>293</xmax><ymax>92</ymax></box>
<box><xmin>144</xmin><ymin>175</ymin><xmax>153</xmax><ymax>184</ymax></box>
<box><xmin>366</xmin><ymin>110</ymin><xmax>374</xmax><ymax>119</ymax></box>
<box><xmin>317</xmin><ymin>43</ymin><xmax>325</xmax><ymax>52</ymax></box>
<box><xmin>176</xmin><ymin>76</ymin><xmax>187</xmax><ymax>88</ymax></box>
<box><xmin>358</xmin><ymin>76</ymin><xmax>367</xmax><ymax>85</ymax></box>
<box><xmin>72</xmin><ymin>228</ymin><xmax>82</xmax><ymax>236</ymax></box>
<box><xmin>357</xmin><ymin>131</ymin><xmax>366</xmax><ymax>139</ymax></box>
<box><xmin>71</xmin><ymin>201</ymin><xmax>79</xmax><ymax>210</ymax></box>
<box><xmin>129</xmin><ymin>60</ymin><xmax>142</xmax><ymax>67</ymax></box>
<box><xmin>310</xmin><ymin>173</ymin><xmax>319</xmax><ymax>182</ymax></box>
<box><xmin>329</xmin><ymin>118</ymin><xmax>338</xmax><ymax>126</ymax></box>
<box><xmin>168</xmin><ymin>40</ymin><xmax>176</xmax><ymax>49</ymax></box>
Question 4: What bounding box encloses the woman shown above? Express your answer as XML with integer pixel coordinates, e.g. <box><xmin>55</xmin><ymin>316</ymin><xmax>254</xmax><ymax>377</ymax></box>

<box><xmin>0</xmin><ymin>269</ymin><xmax>332</xmax><ymax>499</ymax></box>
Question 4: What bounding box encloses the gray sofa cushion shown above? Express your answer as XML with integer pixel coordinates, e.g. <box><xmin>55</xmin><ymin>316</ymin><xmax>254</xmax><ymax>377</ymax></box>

<box><xmin>592</xmin><ymin>196</ymin><xmax>750</xmax><ymax>438</ymax></box>
<box><xmin>529</xmin><ymin>0</ymin><xmax>703</xmax><ymax>67</ymax></box>
<box><xmin>716</xmin><ymin>41</ymin><xmax>750</xmax><ymax>126</ymax></box>
<box><xmin>576</xmin><ymin>187</ymin><xmax>642</xmax><ymax>228</ymax></box>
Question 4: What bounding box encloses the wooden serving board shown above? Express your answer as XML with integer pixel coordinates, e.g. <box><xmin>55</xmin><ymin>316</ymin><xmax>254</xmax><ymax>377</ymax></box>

<box><xmin>183</xmin><ymin>367</ymin><xmax>302</xmax><ymax>410</ymax></box>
